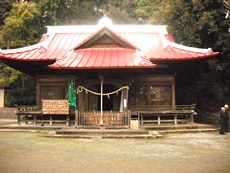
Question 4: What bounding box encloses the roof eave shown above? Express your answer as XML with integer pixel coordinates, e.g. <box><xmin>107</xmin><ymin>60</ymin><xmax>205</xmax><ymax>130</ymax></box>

<box><xmin>48</xmin><ymin>65</ymin><xmax>156</xmax><ymax>70</ymax></box>
<box><xmin>149</xmin><ymin>52</ymin><xmax>219</xmax><ymax>61</ymax></box>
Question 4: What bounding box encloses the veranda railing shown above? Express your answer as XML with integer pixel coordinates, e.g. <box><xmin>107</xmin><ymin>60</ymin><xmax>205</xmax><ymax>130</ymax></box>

<box><xmin>75</xmin><ymin>110</ymin><xmax>131</xmax><ymax>127</ymax></box>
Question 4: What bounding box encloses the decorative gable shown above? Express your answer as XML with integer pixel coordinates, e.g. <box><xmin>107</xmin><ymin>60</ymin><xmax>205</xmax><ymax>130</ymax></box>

<box><xmin>89</xmin><ymin>34</ymin><xmax>121</xmax><ymax>48</ymax></box>
<box><xmin>75</xmin><ymin>27</ymin><xmax>138</xmax><ymax>50</ymax></box>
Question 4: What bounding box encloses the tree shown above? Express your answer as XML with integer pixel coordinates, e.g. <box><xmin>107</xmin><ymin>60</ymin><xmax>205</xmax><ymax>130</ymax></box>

<box><xmin>2</xmin><ymin>0</ymin><xmax>228</xmax><ymax>111</ymax></box>
<box><xmin>0</xmin><ymin>63</ymin><xmax>21</xmax><ymax>88</ymax></box>
<box><xmin>0</xmin><ymin>0</ymin><xmax>14</xmax><ymax>28</ymax></box>
<box><xmin>4</xmin><ymin>74</ymin><xmax>36</xmax><ymax>106</ymax></box>
<box><xmin>0</xmin><ymin>1</ymin><xmax>44</xmax><ymax>106</ymax></box>
<box><xmin>36</xmin><ymin>0</ymin><xmax>140</xmax><ymax>25</ymax></box>
<box><xmin>136</xmin><ymin>0</ymin><xmax>230</xmax><ymax>111</ymax></box>
<box><xmin>0</xmin><ymin>1</ymin><xmax>44</xmax><ymax>49</ymax></box>
<box><xmin>36</xmin><ymin>0</ymin><xmax>103</xmax><ymax>25</ymax></box>
<box><xmin>102</xmin><ymin>0</ymin><xmax>140</xmax><ymax>24</ymax></box>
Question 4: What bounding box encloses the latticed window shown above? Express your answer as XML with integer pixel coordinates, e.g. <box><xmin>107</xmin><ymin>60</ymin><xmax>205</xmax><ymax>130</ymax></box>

<box><xmin>129</xmin><ymin>85</ymin><xmax>169</xmax><ymax>108</ymax></box>
<box><xmin>150</xmin><ymin>86</ymin><xmax>163</xmax><ymax>101</ymax></box>
<box><xmin>41</xmin><ymin>86</ymin><xmax>67</xmax><ymax>99</ymax></box>
<box><xmin>136</xmin><ymin>86</ymin><xmax>148</xmax><ymax>105</ymax></box>
<box><xmin>129</xmin><ymin>85</ymin><xmax>147</xmax><ymax>107</ymax></box>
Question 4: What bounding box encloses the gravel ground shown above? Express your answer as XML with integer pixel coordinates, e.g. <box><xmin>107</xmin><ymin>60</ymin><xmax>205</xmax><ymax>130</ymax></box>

<box><xmin>0</xmin><ymin>131</ymin><xmax>229</xmax><ymax>173</ymax></box>
<box><xmin>0</xmin><ymin>119</ymin><xmax>17</xmax><ymax>126</ymax></box>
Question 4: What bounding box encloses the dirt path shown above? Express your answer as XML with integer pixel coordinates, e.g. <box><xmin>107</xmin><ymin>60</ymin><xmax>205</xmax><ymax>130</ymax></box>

<box><xmin>0</xmin><ymin>132</ymin><xmax>229</xmax><ymax>173</ymax></box>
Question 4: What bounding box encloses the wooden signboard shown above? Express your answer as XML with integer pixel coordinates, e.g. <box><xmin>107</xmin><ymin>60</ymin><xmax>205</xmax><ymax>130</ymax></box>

<box><xmin>42</xmin><ymin>99</ymin><xmax>69</xmax><ymax>115</ymax></box>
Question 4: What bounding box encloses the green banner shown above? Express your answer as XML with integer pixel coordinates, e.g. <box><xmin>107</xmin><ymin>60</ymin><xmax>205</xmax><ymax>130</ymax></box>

<box><xmin>68</xmin><ymin>75</ymin><xmax>76</xmax><ymax>108</ymax></box>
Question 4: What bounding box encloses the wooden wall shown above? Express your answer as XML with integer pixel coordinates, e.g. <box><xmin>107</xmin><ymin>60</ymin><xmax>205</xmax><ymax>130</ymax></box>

<box><xmin>36</xmin><ymin>75</ymin><xmax>68</xmax><ymax>107</ymax></box>
<box><xmin>128</xmin><ymin>74</ymin><xmax>175</xmax><ymax>111</ymax></box>
<box><xmin>36</xmin><ymin>74</ymin><xmax>175</xmax><ymax>112</ymax></box>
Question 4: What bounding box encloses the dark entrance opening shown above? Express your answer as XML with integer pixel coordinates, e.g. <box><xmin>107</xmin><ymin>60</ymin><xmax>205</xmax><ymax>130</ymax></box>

<box><xmin>98</xmin><ymin>84</ymin><xmax>114</xmax><ymax>111</ymax></box>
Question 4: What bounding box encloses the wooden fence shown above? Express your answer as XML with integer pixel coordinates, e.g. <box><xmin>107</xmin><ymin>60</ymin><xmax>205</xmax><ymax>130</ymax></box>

<box><xmin>75</xmin><ymin>110</ymin><xmax>131</xmax><ymax>128</ymax></box>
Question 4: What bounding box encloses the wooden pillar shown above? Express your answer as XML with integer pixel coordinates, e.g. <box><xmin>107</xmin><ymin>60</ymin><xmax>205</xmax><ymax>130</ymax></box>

<box><xmin>75</xmin><ymin>110</ymin><xmax>78</xmax><ymax>127</ymax></box>
<box><xmin>17</xmin><ymin>114</ymin><xmax>21</xmax><ymax>125</ymax></box>
<box><xmin>0</xmin><ymin>89</ymin><xmax>4</xmax><ymax>107</ymax></box>
<box><xmin>50</xmin><ymin>115</ymin><xmax>53</xmax><ymax>126</ymax></box>
<box><xmin>78</xmin><ymin>91</ymin><xmax>84</xmax><ymax>112</ymax></box>
<box><xmin>66</xmin><ymin>115</ymin><xmax>70</xmax><ymax>126</ymax></box>
<box><xmin>123</xmin><ymin>88</ymin><xmax>129</xmax><ymax>112</ymax></box>
<box><xmin>99</xmin><ymin>76</ymin><xmax>104</xmax><ymax>125</ymax></box>
<box><xmin>172</xmin><ymin>83</ymin><xmax>176</xmax><ymax>110</ymax></box>
<box><xmin>36</xmin><ymin>84</ymin><xmax>41</xmax><ymax>107</ymax></box>
<box><xmin>120</xmin><ymin>90</ymin><xmax>124</xmax><ymax>112</ymax></box>
<box><xmin>191</xmin><ymin>114</ymin><xmax>194</xmax><ymax>124</ymax></box>
<box><xmin>157</xmin><ymin>115</ymin><xmax>161</xmax><ymax>125</ymax></box>
<box><xmin>33</xmin><ymin>115</ymin><xmax>37</xmax><ymax>125</ymax></box>
<box><xmin>141</xmin><ymin>114</ymin><xmax>143</xmax><ymax>126</ymax></box>
<box><xmin>174</xmin><ymin>114</ymin><xmax>178</xmax><ymax>124</ymax></box>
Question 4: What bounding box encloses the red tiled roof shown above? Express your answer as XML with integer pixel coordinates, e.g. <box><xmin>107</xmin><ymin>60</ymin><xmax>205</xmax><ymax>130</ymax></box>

<box><xmin>0</xmin><ymin>24</ymin><xmax>219</xmax><ymax>70</ymax></box>
<box><xmin>49</xmin><ymin>47</ymin><xmax>156</xmax><ymax>69</ymax></box>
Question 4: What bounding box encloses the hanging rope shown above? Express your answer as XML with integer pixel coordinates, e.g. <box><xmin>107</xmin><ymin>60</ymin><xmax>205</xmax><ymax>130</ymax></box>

<box><xmin>77</xmin><ymin>85</ymin><xmax>129</xmax><ymax>96</ymax></box>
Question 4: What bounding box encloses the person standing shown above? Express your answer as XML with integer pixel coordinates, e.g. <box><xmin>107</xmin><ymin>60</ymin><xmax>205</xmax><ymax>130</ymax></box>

<box><xmin>224</xmin><ymin>104</ymin><xmax>229</xmax><ymax>132</ymax></box>
<box><xmin>219</xmin><ymin>107</ymin><xmax>226</xmax><ymax>135</ymax></box>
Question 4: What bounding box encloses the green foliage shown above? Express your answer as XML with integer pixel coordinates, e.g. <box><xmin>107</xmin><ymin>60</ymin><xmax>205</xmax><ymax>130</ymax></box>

<box><xmin>36</xmin><ymin>0</ymin><xmax>140</xmax><ymax>25</ymax></box>
<box><xmin>105</xmin><ymin>0</ymin><xmax>140</xmax><ymax>24</ymax></box>
<box><xmin>0</xmin><ymin>0</ymin><xmax>14</xmax><ymax>27</ymax></box>
<box><xmin>135</xmin><ymin>0</ymin><xmax>163</xmax><ymax>23</ymax></box>
<box><xmin>0</xmin><ymin>63</ymin><xmax>36</xmax><ymax>107</ymax></box>
<box><xmin>36</xmin><ymin>0</ymin><xmax>102</xmax><ymax>25</ymax></box>
<box><xmin>139</xmin><ymin>0</ymin><xmax>230</xmax><ymax>111</ymax></box>
<box><xmin>0</xmin><ymin>63</ymin><xmax>21</xmax><ymax>88</ymax></box>
<box><xmin>0</xmin><ymin>1</ymin><xmax>42</xmax><ymax>106</ymax></box>
<box><xmin>0</xmin><ymin>1</ymin><xmax>44</xmax><ymax>49</ymax></box>
<box><xmin>4</xmin><ymin>74</ymin><xmax>36</xmax><ymax>107</ymax></box>
<box><xmin>0</xmin><ymin>0</ymin><xmax>230</xmax><ymax>111</ymax></box>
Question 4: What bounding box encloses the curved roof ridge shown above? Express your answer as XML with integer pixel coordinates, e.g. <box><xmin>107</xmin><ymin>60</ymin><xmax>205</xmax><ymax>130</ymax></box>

<box><xmin>0</xmin><ymin>32</ymin><xmax>56</xmax><ymax>54</ymax></box>
<box><xmin>0</xmin><ymin>42</ymin><xmax>43</xmax><ymax>54</ymax></box>
<box><xmin>163</xmin><ymin>37</ymin><xmax>213</xmax><ymax>54</ymax></box>
<box><xmin>45</xmin><ymin>16</ymin><xmax>167</xmax><ymax>34</ymax></box>
<box><xmin>46</xmin><ymin>25</ymin><xmax>168</xmax><ymax>34</ymax></box>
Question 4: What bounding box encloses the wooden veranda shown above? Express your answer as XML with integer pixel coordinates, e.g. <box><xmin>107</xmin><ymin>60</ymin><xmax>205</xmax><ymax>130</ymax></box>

<box><xmin>16</xmin><ymin>102</ymin><xmax>196</xmax><ymax>128</ymax></box>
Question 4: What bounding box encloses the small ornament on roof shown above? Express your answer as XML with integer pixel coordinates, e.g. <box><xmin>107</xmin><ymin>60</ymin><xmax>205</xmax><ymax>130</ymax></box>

<box><xmin>98</xmin><ymin>14</ymin><xmax>113</xmax><ymax>27</ymax></box>
<box><xmin>39</xmin><ymin>44</ymin><xmax>47</xmax><ymax>51</ymax></box>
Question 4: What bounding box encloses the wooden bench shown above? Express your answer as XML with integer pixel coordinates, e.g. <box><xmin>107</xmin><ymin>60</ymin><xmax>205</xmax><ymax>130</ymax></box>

<box><xmin>16</xmin><ymin>99</ymin><xmax>74</xmax><ymax>126</ymax></box>
<box><xmin>16</xmin><ymin>106</ymin><xmax>42</xmax><ymax>125</ymax></box>
<box><xmin>137</xmin><ymin>105</ymin><xmax>197</xmax><ymax>126</ymax></box>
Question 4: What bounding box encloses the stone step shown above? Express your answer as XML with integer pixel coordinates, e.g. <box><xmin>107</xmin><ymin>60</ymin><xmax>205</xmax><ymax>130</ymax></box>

<box><xmin>43</xmin><ymin>133</ymin><xmax>163</xmax><ymax>139</ymax></box>
<box><xmin>156</xmin><ymin>128</ymin><xmax>217</xmax><ymax>134</ymax></box>
<box><xmin>50</xmin><ymin>127</ymin><xmax>165</xmax><ymax>139</ymax></box>
<box><xmin>55</xmin><ymin>129</ymin><xmax>150</xmax><ymax>136</ymax></box>
<box><xmin>0</xmin><ymin>125</ymin><xmax>62</xmax><ymax>131</ymax></box>
<box><xmin>141</xmin><ymin>124</ymin><xmax>217</xmax><ymax>130</ymax></box>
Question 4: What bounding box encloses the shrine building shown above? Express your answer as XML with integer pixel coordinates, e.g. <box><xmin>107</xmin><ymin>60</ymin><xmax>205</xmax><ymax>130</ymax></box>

<box><xmin>0</xmin><ymin>16</ymin><xmax>219</xmax><ymax>127</ymax></box>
